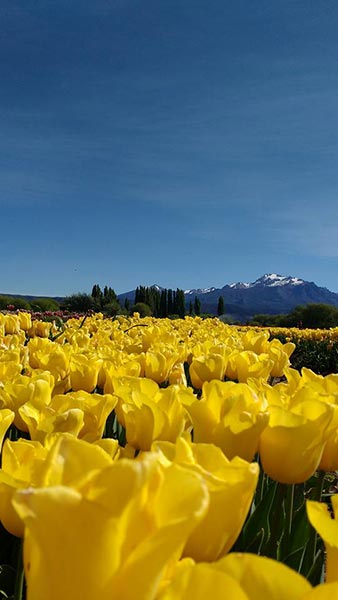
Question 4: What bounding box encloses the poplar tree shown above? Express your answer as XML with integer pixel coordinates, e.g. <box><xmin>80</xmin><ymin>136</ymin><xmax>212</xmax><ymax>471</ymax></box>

<box><xmin>217</xmin><ymin>296</ymin><xmax>225</xmax><ymax>316</ymax></box>
<box><xmin>194</xmin><ymin>296</ymin><xmax>201</xmax><ymax>316</ymax></box>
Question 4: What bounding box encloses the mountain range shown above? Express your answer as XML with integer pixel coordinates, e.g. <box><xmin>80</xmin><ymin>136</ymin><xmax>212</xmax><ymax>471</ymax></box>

<box><xmin>118</xmin><ymin>274</ymin><xmax>338</xmax><ymax>321</ymax></box>
<box><xmin>3</xmin><ymin>273</ymin><xmax>338</xmax><ymax>322</ymax></box>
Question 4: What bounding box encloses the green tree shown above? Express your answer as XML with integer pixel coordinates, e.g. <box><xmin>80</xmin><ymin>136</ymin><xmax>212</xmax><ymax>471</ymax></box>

<box><xmin>130</xmin><ymin>302</ymin><xmax>152</xmax><ymax>317</ymax></box>
<box><xmin>0</xmin><ymin>296</ymin><xmax>30</xmax><ymax>310</ymax></box>
<box><xmin>168</xmin><ymin>289</ymin><xmax>173</xmax><ymax>314</ymax></box>
<box><xmin>101</xmin><ymin>299</ymin><xmax>121</xmax><ymax>317</ymax></box>
<box><xmin>175</xmin><ymin>289</ymin><xmax>185</xmax><ymax>319</ymax></box>
<box><xmin>91</xmin><ymin>284</ymin><xmax>102</xmax><ymax>300</ymax></box>
<box><xmin>194</xmin><ymin>296</ymin><xmax>201</xmax><ymax>316</ymax></box>
<box><xmin>103</xmin><ymin>286</ymin><xmax>117</xmax><ymax>305</ymax></box>
<box><xmin>159</xmin><ymin>289</ymin><xmax>168</xmax><ymax>317</ymax></box>
<box><xmin>62</xmin><ymin>293</ymin><xmax>95</xmax><ymax>313</ymax></box>
<box><xmin>293</xmin><ymin>303</ymin><xmax>338</xmax><ymax>329</ymax></box>
<box><xmin>217</xmin><ymin>296</ymin><xmax>225</xmax><ymax>316</ymax></box>
<box><xmin>29</xmin><ymin>298</ymin><xmax>60</xmax><ymax>312</ymax></box>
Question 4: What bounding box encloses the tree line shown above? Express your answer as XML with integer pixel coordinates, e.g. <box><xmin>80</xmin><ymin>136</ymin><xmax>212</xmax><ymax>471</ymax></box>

<box><xmin>0</xmin><ymin>285</ymin><xmax>225</xmax><ymax>319</ymax></box>
<box><xmin>134</xmin><ymin>286</ymin><xmax>186</xmax><ymax>318</ymax></box>
<box><xmin>249</xmin><ymin>303</ymin><xmax>338</xmax><ymax>329</ymax></box>
<box><xmin>2</xmin><ymin>287</ymin><xmax>337</xmax><ymax>328</ymax></box>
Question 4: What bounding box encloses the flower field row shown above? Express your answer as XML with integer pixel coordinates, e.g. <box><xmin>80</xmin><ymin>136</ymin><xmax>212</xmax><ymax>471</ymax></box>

<box><xmin>0</xmin><ymin>311</ymin><xmax>338</xmax><ymax>598</ymax></box>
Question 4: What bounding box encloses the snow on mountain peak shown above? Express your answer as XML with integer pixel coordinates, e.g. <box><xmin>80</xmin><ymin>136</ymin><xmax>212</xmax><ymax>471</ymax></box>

<box><xmin>184</xmin><ymin>287</ymin><xmax>216</xmax><ymax>295</ymax></box>
<box><xmin>186</xmin><ymin>274</ymin><xmax>306</xmax><ymax>295</ymax></box>
<box><xmin>229</xmin><ymin>274</ymin><xmax>305</xmax><ymax>289</ymax></box>
<box><xmin>253</xmin><ymin>274</ymin><xmax>305</xmax><ymax>287</ymax></box>
<box><xmin>229</xmin><ymin>282</ymin><xmax>250</xmax><ymax>289</ymax></box>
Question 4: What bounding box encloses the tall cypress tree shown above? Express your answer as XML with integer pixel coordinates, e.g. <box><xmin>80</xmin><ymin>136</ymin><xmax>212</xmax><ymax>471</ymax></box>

<box><xmin>217</xmin><ymin>296</ymin><xmax>225</xmax><ymax>316</ymax></box>
<box><xmin>194</xmin><ymin>296</ymin><xmax>201</xmax><ymax>316</ymax></box>
<box><xmin>168</xmin><ymin>289</ymin><xmax>173</xmax><ymax>314</ymax></box>
<box><xmin>176</xmin><ymin>289</ymin><xmax>186</xmax><ymax>318</ymax></box>
<box><xmin>160</xmin><ymin>289</ymin><xmax>168</xmax><ymax>317</ymax></box>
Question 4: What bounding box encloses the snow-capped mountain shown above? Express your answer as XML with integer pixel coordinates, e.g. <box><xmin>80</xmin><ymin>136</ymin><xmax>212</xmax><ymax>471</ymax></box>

<box><xmin>182</xmin><ymin>273</ymin><xmax>338</xmax><ymax>320</ymax></box>
<box><xmin>117</xmin><ymin>274</ymin><xmax>338</xmax><ymax>321</ymax></box>
<box><xmin>229</xmin><ymin>273</ymin><xmax>305</xmax><ymax>289</ymax></box>
<box><xmin>185</xmin><ymin>287</ymin><xmax>217</xmax><ymax>295</ymax></box>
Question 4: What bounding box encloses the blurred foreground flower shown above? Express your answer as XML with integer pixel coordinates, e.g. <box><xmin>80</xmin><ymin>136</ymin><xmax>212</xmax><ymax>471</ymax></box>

<box><xmin>13</xmin><ymin>454</ymin><xmax>209</xmax><ymax>600</ymax></box>
<box><xmin>158</xmin><ymin>553</ymin><xmax>311</xmax><ymax>599</ymax></box>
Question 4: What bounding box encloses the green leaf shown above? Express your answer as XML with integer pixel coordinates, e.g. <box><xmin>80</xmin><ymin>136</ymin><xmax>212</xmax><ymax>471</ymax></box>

<box><xmin>281</xmin><ymin>499</ymin><xmax>310</xmax><ymax>570</ymax></box>
<box><xmin>0</xmin><ymin>565</ymin><xmax>16</xmax><ymax>598</ymax></box>
<box><xmin>237</xmin><ymin>479</ymin><xmax>279</xmax><ymax>552</ymax></box>
<box><xmin>305</xmin><ymin>547</ymin><xmax>325</xmax><ymax>586</ymax></box>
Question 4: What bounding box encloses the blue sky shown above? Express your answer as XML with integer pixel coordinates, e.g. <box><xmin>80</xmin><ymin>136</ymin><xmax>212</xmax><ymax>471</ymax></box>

<box><xmin>1</xmin><ymin>0</ymin><xmax>338</xmax><ymax>296</ymax></box>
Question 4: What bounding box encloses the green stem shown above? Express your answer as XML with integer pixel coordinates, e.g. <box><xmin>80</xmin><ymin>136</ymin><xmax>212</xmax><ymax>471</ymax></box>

<box><xmin>286</xmin><ymin>484</ymin><xmax>295</xmax><ymax>539</ymax></box>
<box><xmin>266</xmin><ymin>482</ymin><xmax>287</xmax><ymax>559</ymax></box>
<box><xmin>9</xmin><ymin>425</ymin><xmax>18</xmax><ymax>442</ymax></box>
<box><xmin>309</xmin><ymin>471</ymin><xmax>326</xmax><ymax>563</ymax></box>
<box><xmin>279</xmin><ymin>483</ymin><xmax>295</xmax><ymax>561</ymax></box>
<box><xmin>302</xmin><ymin>470</ymin><xmax>326</xmax><ymax>579</ymax></box>
<box><xmin>255</xmin><ymin>454</ymin><xmax>265</xmax><ymax>504</ymax></box>
<box><xmin>313</xmin><ymin>470</ymin><xmax>326</xmax><ymax>502</ymax></box>
<box><xmin>13</xmin><ymin>539</ymin><xmax>24</xmax><ymax>600</ymax></box>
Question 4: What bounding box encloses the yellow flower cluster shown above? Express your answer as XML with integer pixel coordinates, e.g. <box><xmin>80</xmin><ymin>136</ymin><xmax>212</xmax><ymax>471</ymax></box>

<box><xmin>0</xmin><ymin>312</ymin><xmax>337</xmax><ymax>598</ymax></box>
<box><xmin>256</xmin><ymin>325</ymin><xmax>338</xmax><ymax>343</ymax></box>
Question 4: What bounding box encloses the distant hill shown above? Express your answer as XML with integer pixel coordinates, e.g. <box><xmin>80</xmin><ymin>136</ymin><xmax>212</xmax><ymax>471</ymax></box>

<box><xmin>0</xmin><ymin>293</ymin><xmax>65</xmax><ymax>303</ymax></box>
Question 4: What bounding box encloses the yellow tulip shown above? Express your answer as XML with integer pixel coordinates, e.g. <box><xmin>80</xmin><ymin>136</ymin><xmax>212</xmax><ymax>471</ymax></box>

<box><xmin>0</xmin><ymin>438</ymin><xmax>49</xmax><ymax>536</ymax></box>
<box><xmin>93</xmin><ymin>438</ymin><xmax>120</xmax><ymax>460</ymax></box>
<box><xmin>216</xmin><ymin>552</ymin><xmax>312</xmax><ymax>599</ymax></box>
<box><xmin>307</xmin><ymin>494</ymin><xmax>338</xmax><ymax>583</ymax></box>
<box><xmin>144</xmin><ymin>350</ymin><xmax>177</xmax><ymax>384</ymax></box>
<box><xmin>158</xmin><ymin>562</ymin><xmax>248</xmax><ymax>600</ymax></box>
<box><xmin>241</xmin><ymin>329</ymin><xmax>270</xmax><ymax>353</ymax></box>
<box><xmin>28</xmin><ymin>337</ymin><xmax>71</xmax><ymax>384</ymax></box>
<box><xmin>17</xmin><ymin>311</ymin><xmax>32</xmax><ymax>331</ymax></box>
<box><xmin>13</xmin><ymin>455</ymin><xmax>209</xmax><ymax>600</ymax></box>
<box><xmin>227</xmin><ymin>350</ymin><xmax>273</xmax><ymax>383</ymax></box>
<box><xmin>121</xmin><ymin>388</ymin><xmax>190</xmax><ymax>451</ymax></box>
<box><xmin>0</xmin><ymin>434</ymin><xmax>114</xmax><ymax>537</ymax></box>
<box><xmin>0</xmin><ymin>408</ymin><xmax>15</xmax><ymax>450</ymax></box>
<box><xmin>187</xmin><ymin>380</ymin><xmax>268</xmax><ymax>461</ymax></box>
<box><xmin>160</xmin><ymin>552</ymin><xmax>311</xmax><ymax>599</ymax></box>
<box><xmin>189</xmin><ymin>353</ymin><xmax>226</xmax><ymax>389</ymax></box>
<box><xmin>153</xmin><ymin>437</ymin><xmax>258</xmax><ymax>561</ymax></box>
<box><xmin>259</xmin><ymin>400</ymin><xmax>333</xmax><ymax>483</ymax></box>
<box><xmin>28</xmin><ymin>320</ymin><xmax>52</xmax><ymax>338</ymax></box>
<box><xmin>112</xmin><ymin>376</ymin><xmax>159</xmax><ymax>427</ymax></box>
<box><xmin>69</xmin><ymin>353</ymin><xmax>102</xmax><ymax>392</ymax></box>
<box><xmin>102</xmin><ymin>357</ymin><xmax>143</xmax><ymax>393</ymax></box>
<box><xmin>19</xmin><ymin>402</ymin><xmax>85</xmax><ymax>442</ymax></box>
<box><xmin>0</xmin><ymin>374</ymin><xmax>53</xmax><ymax>431</ymax></box>
<box><xmin>264</xmin><ymin>339</ymin><xmax>296</xmax><ymax>378</ymax></box>
<box><xmin>302</xmin><ymin>583</ymin><xmax>338</xmax><ymax>599</ymax></box>
<box><xmin>0</xmin><ymin>361</ymin><xmax>22</xmax><ymax>384</ymax></box>
<box><xmin>39</xmin><ymin>434</ymin><xmax>114</xmax><ymax>488</ymax></box>
<box><xmin>3</xmin><ymin>314</ymin><xmax>20</xmax><ymax>335</ymax></box>
<box><xmin>168</xmin><ymin>362</ymin><xmax>187</xmax><ymax>386</ymax></box>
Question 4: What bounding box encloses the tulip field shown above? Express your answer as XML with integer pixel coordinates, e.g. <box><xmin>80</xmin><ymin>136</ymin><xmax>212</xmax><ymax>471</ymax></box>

<box><xmin>1</xmin><ymin>310</ymin><xmax>338</xmax><ymax>599</ymax></box>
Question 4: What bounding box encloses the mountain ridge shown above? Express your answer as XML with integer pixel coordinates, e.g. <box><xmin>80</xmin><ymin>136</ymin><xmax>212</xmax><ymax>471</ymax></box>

<box><xmin>118</xmin><ymin>273</ymin><xmax>338</xmax><ymax>320</ymax></box>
